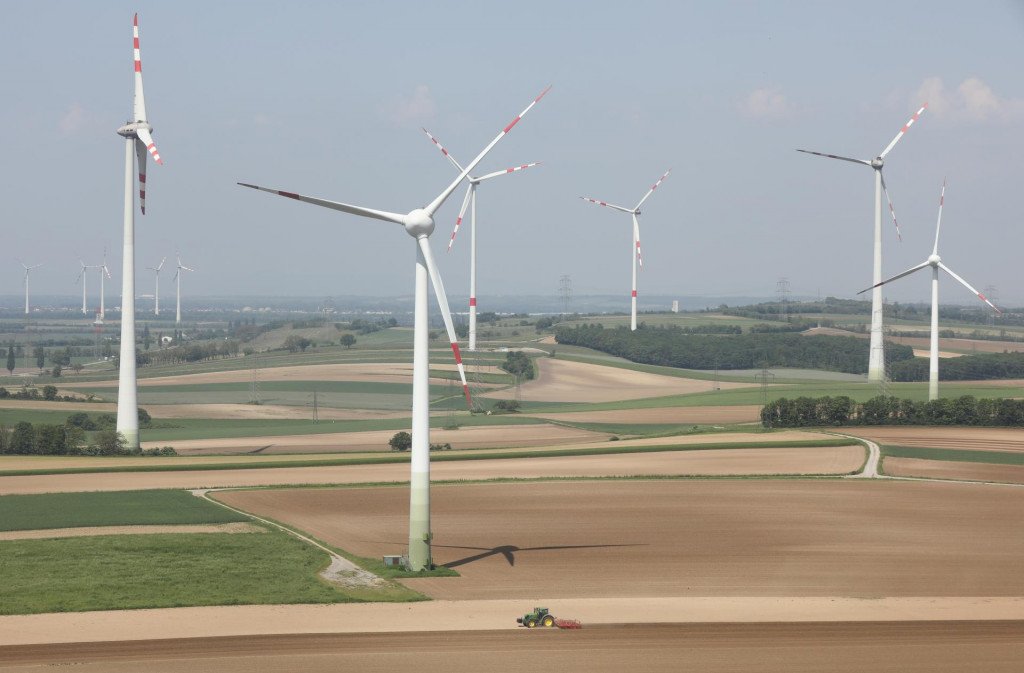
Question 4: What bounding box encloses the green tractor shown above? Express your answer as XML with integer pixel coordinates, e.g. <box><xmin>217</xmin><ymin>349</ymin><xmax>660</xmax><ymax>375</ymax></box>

<box><xmin>516</xmin><ymin>606</ymin><xmax>556</xmax><ymax>628</ymax></box>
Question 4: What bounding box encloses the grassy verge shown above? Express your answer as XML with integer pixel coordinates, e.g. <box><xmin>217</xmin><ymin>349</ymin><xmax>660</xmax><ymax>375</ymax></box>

<box><xmin>0</xmin><ymin>528</ymin><xmax>404</xmax><ymax>615</ymax></box>
<box><xmin>882</xmin><ymin>444</ymin><xmax>1024</xmax><ymax>466</ymax></box>
<box><xmin>0</xmin><ymin>490</ymin><xmax>249</xmax><ymax>532</ymax></box>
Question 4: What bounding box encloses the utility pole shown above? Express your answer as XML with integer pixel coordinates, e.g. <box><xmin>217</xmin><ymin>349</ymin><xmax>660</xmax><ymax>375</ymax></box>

<box><xmin>559</xmin><ymin>275</ymin><xmax>572</xmax><ymax>320</ymax></box>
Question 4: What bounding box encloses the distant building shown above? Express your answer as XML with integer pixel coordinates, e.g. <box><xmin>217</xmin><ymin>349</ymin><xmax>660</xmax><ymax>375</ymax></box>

<box><xmin>671</xmin><ymin>300</ymin><xmax>679</xmax><ymax>313</ymax></box>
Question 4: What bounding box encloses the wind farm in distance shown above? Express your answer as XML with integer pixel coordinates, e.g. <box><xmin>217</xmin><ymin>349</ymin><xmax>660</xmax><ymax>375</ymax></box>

<box><xmin>1</xmin><ymin>3</ymin><xmax>1023</xmax><ymax>671</ymax></box>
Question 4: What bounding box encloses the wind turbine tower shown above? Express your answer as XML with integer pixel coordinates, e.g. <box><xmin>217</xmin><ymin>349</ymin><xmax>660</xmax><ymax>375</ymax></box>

<box><xmin>240</xmin><ymin>86</ymin><xmax>549</xmax><ymax>570</ymax></box>
<box><xmin>114</xmin><ymin>13</ymin><xmax>164</xmax><ymax>449</ymax></box>
<box><xmin>98</xmin><ymin>254</ymin><xmax>111</xmax><ymax>320</ymax></box>
<box><xmin>76</xmin><ymin>261</ymin><xmax>94</xmax><ymax>315</ymax></box>
<box><xmin>20</xmin><ymin>262</ymin><xmax>42</xmax><ymax>314</ymax></box>
<box><xmin>798</xmin><ymin>102</ymin><xmax>927</xmax><ymax>382</ymax></box>
<box><xmin>173</xmin><ymin>256</ymin><xmax>194</xmax><ymax>325</ymax></box>
<box><xmin>148</xmin><ymin>256</ymin><xmax>167</xmax><ymax>315</ymax></box>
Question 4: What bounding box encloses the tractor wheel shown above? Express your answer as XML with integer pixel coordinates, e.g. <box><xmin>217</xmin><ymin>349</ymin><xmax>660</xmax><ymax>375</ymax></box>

<box><xmin>525</xmin><ymin>618</ymin><xmax>537</xmax><ymax>628</ymax></box>
<box><xmin>542</xmin><ymin>615</ymin><xmax>555</xmax><ymax>627</ymax></box>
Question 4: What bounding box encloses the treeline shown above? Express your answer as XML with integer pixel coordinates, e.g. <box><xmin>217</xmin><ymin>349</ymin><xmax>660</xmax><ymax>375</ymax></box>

<box><xmin>554</xmin><ymin>324</ymin><xmax>914</xmax><ymax>373</ymax></box>
<box><xmin>889</xmin><ymin>352</ymin><xmax>1024</xmax><ymax>382</ymax></box>
<box><xmin>761</xmin><ymin>394</ymin><xmax>1024</xmax><ymax>427</ymax></box>
<box><xmin>141</xmin><ymin>340</ymin><xmax>241</xmax><ymax>366</ymax></box>
<box><xmin>0</xmin><ymin>422</ymin><xmax>176</xmax><ymax>456</ymax></box>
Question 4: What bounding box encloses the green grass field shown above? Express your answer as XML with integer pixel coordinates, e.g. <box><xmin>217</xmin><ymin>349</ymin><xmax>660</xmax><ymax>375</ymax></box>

<box><xmin>883</xmin><ymin>444</ymin><xmax>1024</xmax><ymax>466</ymax></box>
<box><xmin>0</xmin><ymin>490</ymin><xmax>250</xmax><ymax>531</ymax></box>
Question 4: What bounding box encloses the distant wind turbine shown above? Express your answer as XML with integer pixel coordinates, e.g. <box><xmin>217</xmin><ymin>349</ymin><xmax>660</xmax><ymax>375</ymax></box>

<box><xmin>798</xmin><ymin>102</ymin><xmax>927</xmax><ymax>382</ymax></box>
<box><xmin>19</xmin><ymin>262</ymin><xmax>42</xmax><ymax>314</ymax></box>
<box><xmin>147</xmin><ymin>255</ymin><xmax>167</xmax><ymax>315</ymax></box>
<box><xmin>98</xmin><ymin>252</ymin><xmax>111</xmax><ymax>320</ymax></box>
<box><xmin>580</xmin><ymin>168</ymin><xmax>672</xmax><ymax>331</ymax></box>
<box><xmin>421</xmin><ymin>127</ymin><xmax>541</xmax><ymax>351</ymax></box>
<box><xmin>239</xmin><ymin>86</ymin><xmax>550</xmax><ymax>571</ymax></box>
<box><xmin>859</xmin><ymin>180</ymin><xmax>998</xmax><ymax>401</ymax></box>
<box><xmin>75</xmin><ymin>260</ymin><xmax>95</xmax><ymax>315</ymax></box>
<box><xmin>173</xmin><ymin>255</ymin><xmax>194</xmax><ymax>325</ymax></box>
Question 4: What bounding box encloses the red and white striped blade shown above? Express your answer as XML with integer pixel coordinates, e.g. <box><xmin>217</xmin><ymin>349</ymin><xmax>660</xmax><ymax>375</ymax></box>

<box><xmin>475</xmin><ymin>161</ymin><xmax>542</xmax><ymax>182</ymax></box>
<box><xmin>879</xmin><ymin>173</ymin><xmax>901</xmax><ymax>242</ymax></box>
<box><xmin>879</xmin><ymin>102</ymin><xmax>928</xmax><ymax>160</ymax></box>
<box><xmin>421</xmin><ymin>127</ymin><xmax>465</xmax><ymax>173</ymax></box>
<box><xmin>938</xmin><ymin>262</ymin><xmax>1000</xmax><ymax>313</ymax></box>
<box><xmin>796</xmin><ymin>149</ymin><xmax>872</xmax><ymax>166</ymax></box>
<box><xmin>635</xmin><ymin>168</ymin><xmax>672</xmax><ymax>210</ymax></box>
<box><xmin>578</xmin><ymin>197</ymin><xmax>634</xmax><ymax>214</ymax></box>
<box><xmin>136</xmin><ymin>127</ymin><xmax>162</xmax><ymax>166</ymax></box>
<box><xmin>425</xmin><ymin>86</ymin><xmax>551</xmax><ymax>217</ymax></box>
<box><xmin>417</xmin><ymin>236</ymin><xmax>471</xmax><ymax>406</ymax></box>
<box><xmin>932</xmin><ymin>178</ymin><xmax>946</xmax><ymax>256</ymax></box>
<box><xmin>447</xmin><ymin>184</ymin><xmax>473</xmax><ymax>253</ymax></box>
<box><xmin>132</xmin><ymin>14</ymin><xmax>148</xmax><ymax>123</ymax></box>
<box><xmin>633</xmin><ymin>213</ymin><xmax>643</xmax><ymax>269</ymax></box>
<box><xmin>237</xmin><ymin>183</ymin><xmax>406</xmax><ymax>225</ymax></box>
<box><xmin>857</xmin><ymin>260</ymin><xmax>930</xmax><ymax>295</ymax></box>
<box><xmin>134</xmin><ymin>138</ymin><xmax>148</xmax><ymax>214</ymax></box>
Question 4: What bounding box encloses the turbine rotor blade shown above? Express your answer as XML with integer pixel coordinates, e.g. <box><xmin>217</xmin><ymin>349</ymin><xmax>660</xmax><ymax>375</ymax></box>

<box><xmin>795</xmin><ymin>149</ymin><xmax>872</xmax><ymax>166</ymax></box>
<box><xmin>237</xmin><ymin>183</ymin><xmax>406</xmax><ymax>225</ymax></box>
<box><xmin>132</xmin><ymin>14</ymin><xmax>148</xmax><ymax>123</ymax></box>
<box><xmin>938</xmin><ymin>262</ymin><xmax>1000</xmax><ymax>313</ymax></box>
<box><xmin>857</xmin><ymin>260</ymin><xmax>931</xmax><ymax>294</ymax></box>
<box><xmin>635</xmin><ymin>168</ymin><xmax>672</xmax><ymax>210</ymax></box>
<box><xmin>933</xmin><ymin>178</ymin><xmax>946</xmax><ymax>255</ymax></box>
<box><xmin>475</xmin><ymin>161</ymin><xmax>542</xmax><ymax>182</ymax></box>
<box><xmin>425</xmin><ymin>86</ymin><xmax>551</xmax><ymax>217</ymax></box>
<box><xmin>421</xmin><ymin>127</ymin><xmax>466</xmax><ymax>173</ymax></box>
<box><xmin>879</xmin><ymin>102</ymin><xmax>928</xmax><ymax>159</ymax></box>
<box><xmin>157</xmin><ymin>255</ymin><xmax>167</xmax><ymax>271</ymax></box>
<box><xmin>579</xmin><ymin>197</ymin><xmax>634</xmax><ymax>214</ymax></box>
<box><xmin>136</xmin><ymin>128</ymin><xmax>161</xmax><ymax>168</ymax></box>
<box><xmin>447</xmin><ymin>185</ymin><xmax>473</xmax><ymax>253</ymax></box>
<box><xmin>416</xmin><ymin>236</ymin><xmax>471</xmax><ymax>406</ymax></box>
<box><xmin>633</xmin><ymin>213</ymin><xmax>643</xmax><ymax>269</ymax></box>
<box><xmin>879</xmin><ymin>172</ymin><xmax>902</xmax><ymax>242</ymax></box>
<box><xmin>135</xmin><ymin>138</ymin><xmax>149</xmax><ymax>214</ymax></box>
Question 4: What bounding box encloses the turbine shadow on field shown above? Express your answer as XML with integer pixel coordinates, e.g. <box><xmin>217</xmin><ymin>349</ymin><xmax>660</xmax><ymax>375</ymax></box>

<box><xmin>433</xmin><ymin>543</ymin><xmax>647</xmax><ymax>568</ymax></box>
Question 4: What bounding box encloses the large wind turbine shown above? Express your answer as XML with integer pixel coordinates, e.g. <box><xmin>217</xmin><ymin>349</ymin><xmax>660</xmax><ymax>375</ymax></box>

<box><xmin>98</xmin><ymin>253</ymin><xmax>111</xmax><ymax>320</ymax></box>
<box><xmin>859</xmin><ymin>180</ymin><xmax>999</xmax><ymax>401</ymax></box>
<box><xmin>798</xmin><ymin>102</ymin><xmax>927</xmax><ymax>382</ymax></box>
<box><xmin>173</xmin><ymin>255</ymin><xmax>193</xmax><ymax>325</ymax></box>
<box><xmin>19</xmin><ymin>262</ymin><xmax>42</xmax><ymax>314</ymax></box>
<box><xmin>421</xmin><ymin>127</ymin><xmax>540</xmax><ymax>351</ymax></box>
<box><xmin>113</xmin><ymin>14</ymin><xmax>163</xmax><ymax>449</ymax></box>
<box><xmin>148</xmin><ymin>255</ymin><xmax>167</xmax><ymax>315</ymax></box>
<box><xmin>240</xmin><ymin>86</ymin><xmax>550</xmax><ymax>571</ymax></box>
<box><xmin>580</xmin><ymin>168</ymin><xmax>672</xmax><ymax>331</ymax></box>
<box><xmin>76</xmin><ymin>261</ymin><xmax>94</xmax><ymax>315</ymax></box>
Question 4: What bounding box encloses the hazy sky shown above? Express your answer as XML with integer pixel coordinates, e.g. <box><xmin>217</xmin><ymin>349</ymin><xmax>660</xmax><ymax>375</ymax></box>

<box><xmin>2</xmin><ymin>1</ymin><xmax>1023</xmax><ymax>309</ymax></box>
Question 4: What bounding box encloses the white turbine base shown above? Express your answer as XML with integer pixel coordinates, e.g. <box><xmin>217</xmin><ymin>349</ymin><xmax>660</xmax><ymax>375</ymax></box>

<box><xmin>116</xmin><ymin>137</ymin><xmax>140</xmax><ymax>450</ymax></box>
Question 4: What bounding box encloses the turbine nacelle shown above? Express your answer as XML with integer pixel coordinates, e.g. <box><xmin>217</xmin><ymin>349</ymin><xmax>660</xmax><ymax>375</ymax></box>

<box><xmin>928</xmin><ymin>253</ymin><xmax>941</xmax><ymax>266</ymax></box>
<box><xmin>870</xmin><ymin>157</ymin><xmax>884</xmax><ymax>169</ymax></box>
<box><xmin>116</xmin><ymin>120</ymin><xmax>153</xmax><ymax>138</ymax></box>
<box><xmin>403</xmin><ymin>209</ymin><xmax>435</xmax><ymax>238</ymax></box>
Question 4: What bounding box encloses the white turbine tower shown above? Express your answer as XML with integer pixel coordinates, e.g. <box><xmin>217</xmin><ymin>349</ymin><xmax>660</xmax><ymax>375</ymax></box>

<box><xmin>76</xmin><ymin>260</ymin><xmax>94</xmax><ymax>315</ymax></box>
<box><xmin>148</xmin><ymin>256</ymin><xmax>167</xmax><ymax>316</ymax></box>
<box><xmin>798</xmin><ymin>102</ymin><xmax>927</xmax><ymax>382</ymax></box>
<box><xmin>580</xmin><ymin>168</ymin><xmax>672</xmax><ymax>331</ymax></box>
<box><xmin>173</xmin><ymin>255</ymin><xmax>194</xmax><ymax>325</ymax></box>
<box><xmin>859</xmin><ymin>180</ymin><xmax>999</xmax><ymax>401</ymax></box>
<box><xmin>114</xmin><ymin>13</ymin><xmax>163</xmax><ymax>449</ymax></box>
<box><xmin>239</xmin><ymin>86</ymin><xmax>550</xmax><ymax>571</ymax></box>
<box><xmin>421</xmin><ymin>127</ymin><xmax>540</xmax><ymax>352</ymax></box>
<box><xmin>19</xmin><ymin>262</ymin><xmax>42</xmax><ymax>314</ymax></box>
<box><xmin>98</xmin><ymin>253</ymin><xmax>111</xmax><ymax>320</ymax></box>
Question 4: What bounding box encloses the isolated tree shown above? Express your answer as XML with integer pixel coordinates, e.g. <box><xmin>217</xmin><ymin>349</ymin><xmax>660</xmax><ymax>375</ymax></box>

<box><xmin>389</xmin><ymin>431</ymin><xmax>412</xmax><ymax>452</ymax></box>
<box><xmin>92</xmin><ymin>429</ymin><xmax>128</xmax><ymax>456</ymax></box>
<box><xmin>42</xmin><ymin>385</ymin><xmax>58</xmax><ymax>401</ymax></box>
<box><xmin>340</xmin><ymin>334</ymin><xmax>356</xmax><ymax>349</ymax></box>
<box><xmin>6</xmin><ymin>344</ymin><xmax>14</xmax><ymax>375</ymax></box>
<box><xmin>143</xmin><ymin>324</ymin><xmax>152</xmax><ymax>351</ymax></box>
<box><xmin>34</xmin><ymin>346</ymin><xmax>45</xmax><ymax>370</ymax></box>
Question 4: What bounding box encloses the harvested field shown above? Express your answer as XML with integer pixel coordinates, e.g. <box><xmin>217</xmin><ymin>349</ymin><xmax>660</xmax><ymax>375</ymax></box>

<box><xmin>912</xmin><ymin>349</ymin><xmax>964</xmax><ymax>358</ymax></box>
<box><xmin>485</xmin><ymin>359</ymin><xmax>754</xmax><ymax>403</ymax></box>
<box><xmin>848</xmin><ymin>427</ymin><xmax>1024</xmax><ymax>453</ymax></box>
<box><xmin>0</xmin><ymin>400</ymin><xmax>116</xmax><ymax>413</ymax></box>
<box><xmin>0</xmin><ymin>442</ymin><xmax>862</xmax><ymax>494</ymax></box>
<box><xmin>217</xmin><ymin>479</ymin><xmax>1024</xmax><ymax>600</ymax></box>
<box><xmin>0</xmin><ymin>522</ymin><xmax>263</xmax><ymax>541</ymax></box>
<box><xmin>885</xmin><ymin>458</ymin><xmax>1024</xmax><ymax>484</ymax></box>
<box><xmin>533</xmin><ymin>405</ymin><xmax>761</xmax><ymax>425</ymax></box>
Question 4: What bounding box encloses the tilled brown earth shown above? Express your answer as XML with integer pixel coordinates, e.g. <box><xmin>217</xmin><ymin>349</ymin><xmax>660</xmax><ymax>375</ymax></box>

<box><xmin>2</xmin><ymin>622</ymin><xmax>1022</xmax><ymax>672</ymax></box>
<box><xmin>217</xmin><ymin>479</ymin><xmax>1024</xmax><ymax>600</ymax></box>
<box><xmin>885</xmin><ymin>458</ymin><xmax>1024</xmax><ymax>484</ymax></box>
<box><xmin>848</xmin><ymin>427</ymin><xmax>1024</xmax><ymax>453</ymax></box>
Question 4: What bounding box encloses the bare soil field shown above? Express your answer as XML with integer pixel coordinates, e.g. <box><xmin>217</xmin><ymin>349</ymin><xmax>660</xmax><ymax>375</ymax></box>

<box><xmin>533</xmin><ymin>404</ymin><xmax>762</xmax><ymax>425</ymax></box>
<box><xmin>485</xmin><ymin>358</ymin><xmax>754</xmax><ymax>403</ymax></box>
<box><xmin>217</xmin><ymin>480</ymin><xmax>1024</xmax><ymax>600</ymax></box>
<box><xmin>0</xmin><ymin>442</ymin><xmax>860</xmax><ymax>494</ymax></box>
<box><xmin>1</xmin><ymin>621</ymin><xmax>1022</xmax><ymax>672</ymax></box>
<box><xmin>847</xmin><ymin>427</ymin><xmax>1024</xmax><ymax>453</ymax></box>
<box><xmin>0</xmin><ymin>522</ymin><xmax>263</xmax><ymax>541</ymax></box>
<box><xmin>912</xmin><ymin>348</ymin><xmax>964</xmax><ymax>358</ymax></box>
<box><xmin>896</xmin><ymin>336</ymin><xmax>1024</xmax><ymax>354</ymax></box>
<box><xmin>885</xmin><ymin>458</ymin><xmax>1024</xmax><ymax>484</ymax></box>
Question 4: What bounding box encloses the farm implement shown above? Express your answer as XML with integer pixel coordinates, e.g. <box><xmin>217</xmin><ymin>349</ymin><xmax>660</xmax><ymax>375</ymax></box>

<box><xmin>516</xmin><ymin>607</ymin><xmax>581</xmax><ymax>629</ymax></box>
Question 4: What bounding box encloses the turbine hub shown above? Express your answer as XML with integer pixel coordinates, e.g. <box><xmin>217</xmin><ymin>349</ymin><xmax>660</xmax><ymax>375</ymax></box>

<box><xmin>928</xmin><ymin>253</ymin><xmax>941</xmax><ymax>265</ymax></box>
<box><xmin>116</xmin><ymin>120</ymin><xmax>153</xmax><ymax>138</ymax></box>
<box><xmin>871</xmin><ymin>157</ymin><xmax>883</xmax><ymax>169</ymax></box>
<box><xmin>404</xmin><ymin>209</ymin><xmax>435</xmax><ymax>238</ymax></box>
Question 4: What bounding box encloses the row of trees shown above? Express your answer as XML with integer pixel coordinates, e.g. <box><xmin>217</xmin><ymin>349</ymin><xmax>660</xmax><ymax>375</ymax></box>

<box><xmin>761</xmin><ymin>395</ymin><xmax>1024</xmax><ymax>427</ymax></box>
<box><xmin>554</xmin><ymin>324</ymin><xmax>914</xmax><ymax>374</ymax></box>
<box><xmin>888</xmin><ymin>352</ymin><xmax>1024</xmax><ymax>382</ymax></box>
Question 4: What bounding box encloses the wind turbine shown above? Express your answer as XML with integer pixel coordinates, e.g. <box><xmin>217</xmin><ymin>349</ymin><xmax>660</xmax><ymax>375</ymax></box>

<box><xmin>147</xmin><ymin>255</ymin><xmax>167</xmax><ymax>315</ymax></box>
<box><xmin>859</xmin><ymin>180</ymin><xmax>998</xmax><ymax>401</ymax></box>
<box><xmin>421</xmin><ymin>127</ymin><xmax>541</xmax><ymax>351</ymax></box>
<box><xmin>98</xmin><ymin>252</ymin><xmax>111</xmax><ymax>320</ymax></box>
<box><xmin>239</xmin><ymin>86</ymin><xmax>550</xmax><ymax>571</ymax></box>
<box><xmin>76</xmin><ymin>260</ymin><xmax>94</xmax><ymax>315</ymax></box>
<box><xmin>19</xmin><ymin>262</ymin><xmax>42</xmax><ymax>314</ymax></box>
<box><xmin>798</xmin><ymin>102</ymin><xmax>927</xmax><ymax>382</ymax></box>
<box><xmin>579</xmin><ymin>168</ymin><xmax>672</xmax><ymax>331</ymax></box>
<box><xmin>114</xmin><ymin>13</ymin><xmax>163</xmax><ymax>449</ymax></box>
<box><xmin>173</xmin><ymin>255</ymin><xmax>193</xmax><ymax>325</ymax></box>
